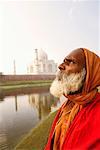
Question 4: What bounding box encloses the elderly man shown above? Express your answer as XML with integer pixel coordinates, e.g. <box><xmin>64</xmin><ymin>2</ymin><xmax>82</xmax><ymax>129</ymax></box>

<box><xmin>45</xmin><ymin>48</ymin><xmax>100</xmax><ymax>150</ymax></box>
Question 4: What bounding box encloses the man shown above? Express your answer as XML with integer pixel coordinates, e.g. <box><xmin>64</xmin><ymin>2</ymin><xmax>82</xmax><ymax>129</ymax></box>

<box><xmin>45</xmin><ymin>48</ymin><xmax>100</xmax><ymax>150</ymax></box>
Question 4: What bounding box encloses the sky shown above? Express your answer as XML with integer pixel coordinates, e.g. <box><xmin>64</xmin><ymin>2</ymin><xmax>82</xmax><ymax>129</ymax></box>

<box><xmin>0</xmin><ymin>0</ymin><xmax>100</xmax><ymax>74</ymax></box>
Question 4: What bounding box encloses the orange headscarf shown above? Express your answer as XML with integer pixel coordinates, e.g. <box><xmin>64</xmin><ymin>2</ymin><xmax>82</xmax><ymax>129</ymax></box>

<box><xmin>53</xmin><ymin>48</ymin><xmax>100</xmax><ymax>150</ymax></box>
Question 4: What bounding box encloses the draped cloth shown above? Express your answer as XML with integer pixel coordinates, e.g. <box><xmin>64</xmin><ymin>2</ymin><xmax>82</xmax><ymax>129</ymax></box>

<box><xmin>45</xmin><ymin>48</ymin><xmax>100</xmax><ymax>150</ymax></box>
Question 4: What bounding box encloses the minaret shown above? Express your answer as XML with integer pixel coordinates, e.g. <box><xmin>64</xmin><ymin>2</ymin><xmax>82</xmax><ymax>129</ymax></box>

<box><xmin>34</xmin><ymin>49</ymin><xmax>39</xmax><ymax>74</ymax></box>
<box><xmin>13</xmin><ymin>60</ymin><xmax>16</xmax><ymax>75</ymax></box>
<box><xmin>35</xmin><ymin>49</ymin><xmax>38</xmax><ymax>62</ymax></box>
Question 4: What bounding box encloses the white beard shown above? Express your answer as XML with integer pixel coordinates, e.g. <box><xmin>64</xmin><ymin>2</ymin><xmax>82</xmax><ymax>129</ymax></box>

<box><xmin>50</xmin><ymin>68</ymin><xmax>86</xmax><ymax>98</ymax></box>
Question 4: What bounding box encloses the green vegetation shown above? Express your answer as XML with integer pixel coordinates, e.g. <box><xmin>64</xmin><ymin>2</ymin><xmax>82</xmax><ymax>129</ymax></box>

<box><xmin>0</xmin><ymin>80</ymin><xmax>52</xmax><ymax>90</ymax></box>
<box><xmin>0</xmin><ymin>80</ymin><xmax>52</xmax><ymax>86</ymax></box>
<box><xmin>15</xmin><ymin>111</ymin><xmax>57</xmax><ymax>150</ymax></box>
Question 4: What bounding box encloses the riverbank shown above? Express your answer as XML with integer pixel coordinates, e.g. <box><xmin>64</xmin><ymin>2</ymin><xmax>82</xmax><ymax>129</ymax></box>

<box><xmin>15</xmin><ymin>111</ymin><xmax>57</xmax><ymax>150</ymax></box>
<box><xmin>0</xmin><ymin>80</ymin><xmax>52</xmax><ymax>91</ymax></box>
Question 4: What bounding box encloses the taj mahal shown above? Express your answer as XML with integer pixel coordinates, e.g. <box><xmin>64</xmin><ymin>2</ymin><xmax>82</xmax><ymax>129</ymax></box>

<box><xmin>27</xmin><ymin>49</ymin><xmax>57</xmax><ymax>75</ymax></box>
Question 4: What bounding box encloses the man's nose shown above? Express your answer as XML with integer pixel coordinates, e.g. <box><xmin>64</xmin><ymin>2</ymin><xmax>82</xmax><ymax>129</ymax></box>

<box><xmin>58</xmin><ymin>63</ymin><xmax>65</xmax><ymax>70</ymax></box>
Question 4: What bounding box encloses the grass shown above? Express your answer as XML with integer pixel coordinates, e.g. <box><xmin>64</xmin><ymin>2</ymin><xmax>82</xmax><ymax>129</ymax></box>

<box><xmin>0</xmin><ymin>80</ymin><xmax>53</xmax><ymax>86</ymax></box>
<box><xmin>0</xmin><ymin>80</ymin><xmax>52</xmax><ymax>90</ymax></box>
<box><xmin>15</xmin><ymin>111</ymin><xmax>57</xmax><ymax>150</ymax></box>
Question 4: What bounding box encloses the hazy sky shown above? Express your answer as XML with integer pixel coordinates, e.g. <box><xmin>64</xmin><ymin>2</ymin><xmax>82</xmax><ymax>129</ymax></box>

<box><xmin>0</xmin><ymin>0</ymin><xmax>100</xmax><ymax>74</ymax></box>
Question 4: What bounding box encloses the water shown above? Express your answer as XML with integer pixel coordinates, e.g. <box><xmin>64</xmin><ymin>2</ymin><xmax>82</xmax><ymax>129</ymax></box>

<box><xmin>0</xmin><ymin>86</ymin><xmax>61</xmax><ymax>150</ymax></box>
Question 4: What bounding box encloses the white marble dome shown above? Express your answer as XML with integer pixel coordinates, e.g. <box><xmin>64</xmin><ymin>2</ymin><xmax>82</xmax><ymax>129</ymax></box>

<box><xmin>27</xmin><ymin>48</ymin><xmax>57</xmax><ymax>74</ymax></box>
<box><xmin>38</xmin><ymin>49</ymin><xmax>48</xmax><ymax>61</ymax></box>
<box><xmin>33</xmin><ymin>49</ymin><xmax>48</xmax><ymax>61</ymax></box>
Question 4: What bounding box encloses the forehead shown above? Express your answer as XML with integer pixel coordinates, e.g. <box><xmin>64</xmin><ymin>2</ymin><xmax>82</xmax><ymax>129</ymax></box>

<box><xmin>65</xmin><ymin>49</ymin><xmax>85</xmax><ymax>64</ymax></box>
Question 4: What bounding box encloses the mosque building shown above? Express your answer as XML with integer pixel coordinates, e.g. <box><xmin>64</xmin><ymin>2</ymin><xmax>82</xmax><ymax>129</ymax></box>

<box><xmin>27</xmin><ymin>49</ymin><xmax>57</xmax><ymax>74</ymax></box>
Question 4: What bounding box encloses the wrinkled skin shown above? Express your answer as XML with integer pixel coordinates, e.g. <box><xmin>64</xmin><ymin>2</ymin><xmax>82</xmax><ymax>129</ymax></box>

<box><xmin>58</xmin><ymin>48</ymin><xmax>86</xmax><ymax>75</ymax></box>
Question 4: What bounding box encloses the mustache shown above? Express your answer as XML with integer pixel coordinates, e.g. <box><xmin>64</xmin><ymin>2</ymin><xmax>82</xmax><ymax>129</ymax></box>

<box><xmin>56</xmin><ymin>68</ymin><xmax>86</xmax><ymax>82</ymax></box>
<box><xmin>56</xmin><ymin>71</ymin><xmax>67</xmax><ymax>81</ymax></box>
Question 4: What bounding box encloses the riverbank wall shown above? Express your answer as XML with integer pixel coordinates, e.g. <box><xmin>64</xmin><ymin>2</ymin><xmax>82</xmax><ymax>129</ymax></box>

<box><xmin>0</xmin><ymin>74</ymin><xmax>55</xmax><ymax>91</ymax></box>
<box><xmin>0</xmin><ymin>74</ymin><xmax>55</xmax><ymax>82</ymax></box>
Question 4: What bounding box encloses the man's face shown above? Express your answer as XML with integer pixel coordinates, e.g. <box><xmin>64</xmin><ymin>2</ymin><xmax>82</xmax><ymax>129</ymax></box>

<box><xmin>50</xmin><ymin>49</ymin><xmax>86</xmax><ymax>98</ymax></box>
<box><xmin>58</xmin><ymin>49</ymin><xmax>86</xmax><ymax>75</ymax></box>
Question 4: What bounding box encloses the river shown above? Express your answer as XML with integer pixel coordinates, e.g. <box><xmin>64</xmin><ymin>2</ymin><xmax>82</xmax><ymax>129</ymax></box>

<box><xmin>0</xmin><ymin>86</ymin><xmax>63</xmax><ymax>150</ymax></box>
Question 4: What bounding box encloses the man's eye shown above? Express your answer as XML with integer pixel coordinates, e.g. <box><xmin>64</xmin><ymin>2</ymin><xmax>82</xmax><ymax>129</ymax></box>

<box><xmin>64</xmin><ymin>59</ymin><xmax>76</xmax><ymax>64</ymax></box>
<box><xmin>70</xmin><ymin>61</ymin><xmax>74</xmax><ymax>64</ymax></box>
<box><xmin>64</xmin><ymin>59</ymin><xmax>67</xmax><ymax>63</ymax></box>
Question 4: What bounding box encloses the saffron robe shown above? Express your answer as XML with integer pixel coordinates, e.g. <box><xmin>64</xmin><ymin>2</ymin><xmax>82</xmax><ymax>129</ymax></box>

<box><xmin>44</xmin><ymin>93</ymin><xmax>100</xmax><ymax>150</ymax></box>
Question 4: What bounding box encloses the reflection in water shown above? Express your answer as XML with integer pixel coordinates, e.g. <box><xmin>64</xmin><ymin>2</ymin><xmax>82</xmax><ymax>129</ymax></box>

<box><xmin>15</xmin><ymin>96</ymin><xmax>18</xmax><ymax>112</ymax></box>
<box><xmin>28</xmin><ymin>93</ymin><xmax>55</xmax><ymax>120</ymax></box>
<box><xmin>0</xmin><ymin>87</ymin><xmax>64</xmax><ymax>150</ymax></box>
